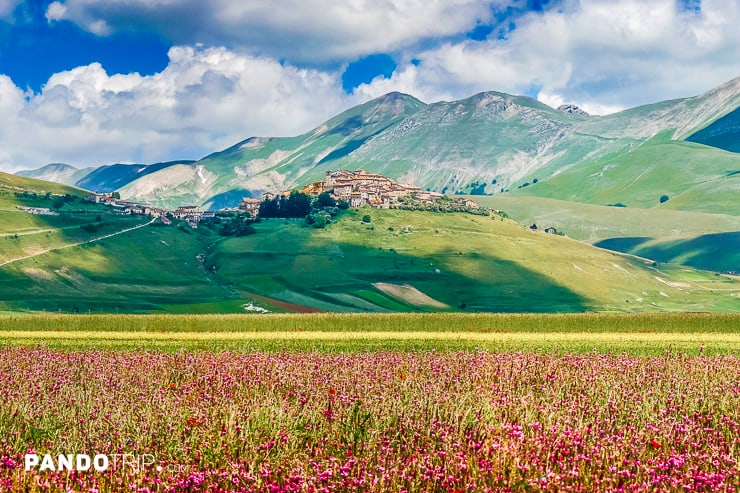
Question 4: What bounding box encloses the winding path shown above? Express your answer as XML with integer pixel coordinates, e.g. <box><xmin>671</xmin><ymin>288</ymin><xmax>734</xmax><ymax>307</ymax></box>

<box><xmin>0</xmin><ymin>218</ymin><xmax>155</xmax><ymax>269</ymax></box>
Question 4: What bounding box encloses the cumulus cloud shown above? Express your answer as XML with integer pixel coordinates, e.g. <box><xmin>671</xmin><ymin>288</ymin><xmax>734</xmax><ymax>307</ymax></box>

<box><xmin>2</xmin><ymin>0</ymin><xmax>738</xmax><ymax>172</ymax></box>
<box><xmin>356</xmin><ymin>0</ymin><xmax>740</xmax><ymax>112</ymax></box>
<box><xmin>0</xmin><ymin>0</ymin><xmax>21</xmax><ymax>18</ymax></box>
<box><xmin>45</xmin><ymin>0</ymin><xmax>501</xmax><ymax>62</ymax></box>
<box><xmin>0</xmin><ymin>46</ymin><xmax>354</xmax><ymax>172</ymax></box>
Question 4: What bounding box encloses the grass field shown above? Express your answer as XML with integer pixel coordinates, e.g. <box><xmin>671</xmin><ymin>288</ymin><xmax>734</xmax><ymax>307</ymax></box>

<box><xmin>469</xmin><ymin>195</ymin><xmax>740</xmax><ymax>243</ymax></box>
<box><xmin>1</xmin><ymin>314</ymin><xmax>737</xmax><ymax>491</ymax></box>
<box><xmin>515</xmin><ymin>139</ymin><xmax>740</xmax><ymax>215</ymax></box>
<box><xmin>1</xmin><ymin>312</ymin><xmax>738</xmax><ymax>355</ymax></box>
<box><xmin>209</xmin><ymin>209</ymin><xmax>740</xmax><ymax>313</ymax></box>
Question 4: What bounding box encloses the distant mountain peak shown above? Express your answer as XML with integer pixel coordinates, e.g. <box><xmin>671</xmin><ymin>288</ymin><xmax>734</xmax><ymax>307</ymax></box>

<box><xmin>557</xmin><ymin>104</ymin><xmax>589</xmax><ymax>116</ymax></box>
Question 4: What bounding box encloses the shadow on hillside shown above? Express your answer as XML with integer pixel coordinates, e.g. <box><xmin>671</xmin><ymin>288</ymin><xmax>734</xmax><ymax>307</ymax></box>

<box><xmin>213</xmin><ymin>231</ymin><xmax>590</xmax><ymax>313</ymax></box>
<box><xmin>596</xmin><ymin>232</ymin><xmax>740</xmax><ymax>273</ymax></box>
<box><xmin>0</xmin><ymin>203</ymin><xmax>229</xmax><ymax>313</ymax></box>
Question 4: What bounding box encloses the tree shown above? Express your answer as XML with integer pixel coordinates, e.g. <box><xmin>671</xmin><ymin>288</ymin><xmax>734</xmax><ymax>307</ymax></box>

<box><xmin>659</xmin><ymin>194</ymin><xmax>670</xmax><ymax>204</ymax></box>
<box><xmin>316</xmin><ymin>192</ymin><xmax>336</xmax><ymax>208</ymax></box>
<box><xmin>286</xmin><ymin>191</ymin><xmax>312</xmax><ymax>217</ymax></box>
<box><xmin>306</xmin><ymin>212</ymin><xmax>328</xmax><ymax>228</ymax></box>
<box><xmin>362</xmin><ymin>215</ymin><xmax>371</xmax><ymax>223</ymax></box>
<box><xmin>52</xmin><ymin>196</ymin><xmax>65</xmax><ymax>210</ymax></box>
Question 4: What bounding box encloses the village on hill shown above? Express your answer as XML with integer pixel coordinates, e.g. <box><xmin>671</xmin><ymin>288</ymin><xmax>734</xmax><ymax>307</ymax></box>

<box><xmin>242</xmin><ymin>170</ymin><xmax>480</xmax><ymax>214</ymax></box>
<box><xmin>75</xmin><ymin>170</ymin><xmax>484</xmax><ymax>229</ymax></box>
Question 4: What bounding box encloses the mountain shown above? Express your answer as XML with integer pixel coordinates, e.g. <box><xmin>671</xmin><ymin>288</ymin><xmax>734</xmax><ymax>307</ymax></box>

<box><xmin>118</xmin><ymin>92</ymin><xmax>426</xmax><ymax>209</ymax></box>
<box><xmin>686</xmin><ymin>107</ymin><xmax>740</xmax><ymax>153</ymax></box>
<box><xmin>115</xmin><ymin>77</ymin><xmax>739</xmax><ymax>211</ymax></box>
<box><xmin>16</xmin><ymin>163</ymin><xmax>93</xmax><ymax>186</ymax></box>
<box><xmin>15</xmin><ymin>160</ymin><xmax>196</xmax><ymax>194</ymax></box>
<box><xmin>75</xmin><ymin>160</ymin><xmax>196</xmax><ymax>193</ymax></box>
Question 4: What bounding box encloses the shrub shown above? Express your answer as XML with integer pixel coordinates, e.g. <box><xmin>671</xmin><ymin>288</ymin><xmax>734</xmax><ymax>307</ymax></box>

<box><xmin>659</xmin><ymin>194</ymin><xmax>670</xmax><ymax>203</ymax></box>
<box><xmin>361</xmin><ymin>215</ymin><xmax>372</xmax><ymax>223</ymax></box>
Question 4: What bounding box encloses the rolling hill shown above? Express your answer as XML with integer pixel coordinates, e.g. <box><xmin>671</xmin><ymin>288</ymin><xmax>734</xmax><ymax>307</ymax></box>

<box><xmin>104</xmin><ymin>76</ymin><xmax>740</xmax><ymax>212</ymax></box>
<box><xmin>1</xmin><ymin>172</ymin><xmax>738</xmax><ymax>313</ymax></box>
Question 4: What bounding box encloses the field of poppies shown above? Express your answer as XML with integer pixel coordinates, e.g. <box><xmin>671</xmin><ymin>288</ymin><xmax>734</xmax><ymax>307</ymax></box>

<box><xmin>1</xmin><ymin>347</ymin><xmax>738</xmax><ymax>492</ymax></box>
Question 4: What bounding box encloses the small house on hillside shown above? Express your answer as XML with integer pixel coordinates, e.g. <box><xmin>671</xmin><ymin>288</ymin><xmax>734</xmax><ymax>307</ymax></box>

<box><xmin>544</xmin><ymin>227</ymin><xmax>557</xmax><ymax>234</ymax></box>
<box><xmin>239</xmin><ymin>198</ymin><xmax>260</xmax><ymax>215</ymax></box>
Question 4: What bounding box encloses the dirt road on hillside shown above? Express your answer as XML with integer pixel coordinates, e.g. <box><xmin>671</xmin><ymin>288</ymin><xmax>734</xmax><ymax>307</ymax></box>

<box><xmin>0</xmin><ymin>218</ymin><xmax>155</xmax><ymax>269</ymax></box>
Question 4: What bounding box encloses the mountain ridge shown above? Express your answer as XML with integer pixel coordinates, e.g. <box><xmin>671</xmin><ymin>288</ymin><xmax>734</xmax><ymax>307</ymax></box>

<box><xmin>15</xmin><ymin>77</ymin><xmax>740</xmax><ymax>211</ymax></box>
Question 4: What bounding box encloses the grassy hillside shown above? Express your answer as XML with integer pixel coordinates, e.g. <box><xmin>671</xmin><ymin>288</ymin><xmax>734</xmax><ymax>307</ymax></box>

<box><xmin>595</xmin><ymin>233</ymin><xmax>740</xmax><ymax>274</ymax></box>
<box><xmin>515</xmin><ymin>138</ymin><xmax>740</xmax><ymax>214</ymax></box>
<box><xmin>0</xmin><ymin>224</ymin><xmax>240</xmax><ymax>313</ymax></box>
<box><xmin>0</xmin><ymin>172</ymin><xmax>150</xmax><ymax>265</ymax></box>
<box><xmin>0</xmin><ymin>172</ymin><xmax>232</xmax><ymax>313</ymax></box>
<box><xmin>0</xmin><ymin>170</ymin><xmax>87</xmax><ymax>197</ymax></box>
<box><xmin>1</xmin><ymin>205</ymin><xmax>738</xmax><ymax>313</ymax></box>
<box><xmin>469</xmin><ymin>196</ymin><xmax>740</xmax><ymax>242</ymax></box>
<box><xmin>686</xmin><ymin>107</ymin><xmax>740</xmax><ymax>152</ymax></box>
<box><xmin>209</xmin><ymin>209</ymin><xmax>740</xmax><ymax>313</ymax></box>
<box><xmin>470</xmin><ymin>195</ymin><xmax>740</xmax><ymax>274</ymax></box>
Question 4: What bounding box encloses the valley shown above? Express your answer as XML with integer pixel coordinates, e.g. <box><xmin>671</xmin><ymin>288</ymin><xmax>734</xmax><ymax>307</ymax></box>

<box><xmin>3</xmin><ymin>77</ymin><xmax>739</xmax><ymax>314</ymax></box>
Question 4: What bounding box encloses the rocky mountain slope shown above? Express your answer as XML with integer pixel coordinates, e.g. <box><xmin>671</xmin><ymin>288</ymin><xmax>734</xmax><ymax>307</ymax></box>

<box><xmin>18</xmin><ymin>77</ymin><xmax>740</xmax><ymax>211</ymax></box>
<box><xmin>16</xmin><ymin>163</ymin><xmax>93</xmax><ymax>186</ymax></box>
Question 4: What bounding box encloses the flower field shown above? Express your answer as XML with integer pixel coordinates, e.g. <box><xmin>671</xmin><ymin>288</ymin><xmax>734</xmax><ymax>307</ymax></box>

<box><xmin>0</xmin><ymin>348</ymin><xmax>738</xmax><ymax>492</ymax></box>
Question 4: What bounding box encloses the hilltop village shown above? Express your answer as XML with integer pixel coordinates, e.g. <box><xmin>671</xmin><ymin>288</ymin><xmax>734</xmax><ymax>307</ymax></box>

<box><xmin>79</xmin><ymin>170</ymin><xmax>484</xmax><ymax>229</ymax></box>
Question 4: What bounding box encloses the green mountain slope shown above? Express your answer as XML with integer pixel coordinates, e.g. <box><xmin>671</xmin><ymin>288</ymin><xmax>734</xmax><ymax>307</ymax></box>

<box><xmin>514</xmin><ymin>138</ymin><xmax>740</xmax><ymax>214</ymax></box>
<box><xmin>469</xmin><ymin>196</ymin><xmax>740</xmax><ymax>242</ymax></box>
<box><xmin>595</xmin><ymin>233</ymin><xmax>740</xmax><ymax>274</ymax></box>
<box><xmin>208</xmin><ymin>209</ymin><xmax>739</xmax><ymax>313</ymax></box>
<box><xmin>686</xmin><ymin>107</ymin><xmax>740</xmax><ymax>153</ymax></box>
<box><xmin>2</xmin><ymin>193</ymin><xmax>737</xmax><ymax>313</ymax></box>
<box><xmin>119</xmin><ymin>93</ymin><xmax>427</xmax><ymax>209</ymax></box>
<box><xmin>113</xmin><ymin>77</ymin><xmax>738</xmax><ymax>212</ymax></box>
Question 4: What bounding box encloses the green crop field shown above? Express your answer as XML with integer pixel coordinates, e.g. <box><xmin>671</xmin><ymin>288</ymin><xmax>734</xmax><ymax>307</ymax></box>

<box><xmin>0</xmin><ymin>312</ymin><xmax>738</xmax><ymax>355</ymax></box>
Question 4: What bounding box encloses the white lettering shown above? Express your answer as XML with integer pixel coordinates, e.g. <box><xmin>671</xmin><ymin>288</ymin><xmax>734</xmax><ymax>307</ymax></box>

<box><xmin>39</xmin><ymin>454</ymin><xmax>55</xmax><ymax>472</ymax></box>
<box><xmin>76</xmin><ymin>454</ymin><xmax>91</xmax><ymax>471</ymax></box>
<box><xmin>57</xmin><ymin>454</ymin><xmax>73</xmax><ymax>471</ymax></box>
<box><xmin>24</xmin><ymin>454</ymin><xmax>39</xmax><ymax>471</ymax></box>
<box><xmin>141</xmin><ymin>454</ymin><xmax>155</xmax><ymax>468</ymax></box>
<box><xmin>93</xmin><ymin>454</ymin><xmax>109</xmax><ymax>472</ymax></box>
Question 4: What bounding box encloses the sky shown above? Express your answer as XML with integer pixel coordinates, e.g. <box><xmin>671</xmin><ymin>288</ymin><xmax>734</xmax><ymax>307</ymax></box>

<box><xmin>0</xmin><ymin>0</ymin><xmax>738</xmax><ymax>172</ymax></box>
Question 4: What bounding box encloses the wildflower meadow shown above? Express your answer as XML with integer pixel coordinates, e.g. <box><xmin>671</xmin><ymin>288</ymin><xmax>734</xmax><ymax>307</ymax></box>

<box><xmin>0</xmin><ymin>347</ymin><xmax>737</xmax><ymax>492</ymax></box>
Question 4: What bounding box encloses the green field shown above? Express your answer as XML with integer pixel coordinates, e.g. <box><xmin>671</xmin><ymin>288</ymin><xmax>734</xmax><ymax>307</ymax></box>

<box><xmin>515</xmin><ymin>139</ymin><xmax>740</xmax><ymax>215</ymax></box>
<box><xmin>470</xmin><ymin>195</ymin><xmax>740</xmax><ymax>242</ymax></box>
<box><xmin>209</xmin><ymin>209</ymin><xmax>740</xmax><ymax>313</ymax></box>
<box><xmin>471</xmin><ymin>195</ymin><xmax>740</xmax><ymax>274</ymax></box>
<box><xmin>1</xmin><ymin>312</ymin><xmax>738</xmax><ymax>355</ymax></box>
<box><xmin>2</xmin><ymin>172</ymin><xmax>739</xmax><ymax>314</ymax></box>
<box><xmin>1</xmin><ymin>207</ymin><xmax>739</xmax><ymax>313</ymax></box>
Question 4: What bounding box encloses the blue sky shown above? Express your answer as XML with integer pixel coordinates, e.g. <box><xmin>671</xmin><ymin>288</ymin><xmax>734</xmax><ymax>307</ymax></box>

<box><xmin>0</xmin><ymin>0</ymin><xmax>737</xmax><ymax>171</ymax></box>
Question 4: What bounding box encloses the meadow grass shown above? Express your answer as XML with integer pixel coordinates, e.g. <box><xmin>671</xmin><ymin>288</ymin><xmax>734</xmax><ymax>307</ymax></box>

<box><xmin>1</xmin><ymin>313</ymin><xmax>738</xmax><ymax>355</ymax></box>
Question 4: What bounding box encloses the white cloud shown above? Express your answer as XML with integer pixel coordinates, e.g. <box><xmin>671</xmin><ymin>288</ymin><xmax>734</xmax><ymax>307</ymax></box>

<box><xmin>358</xmin><ymin>0</ymin><xmax>740</xmax><ymax>111</ymax></box>
<box><xmin>1</xmin><ymin>0</ymin><xmax>738</xmax><ymax>173</ymax></box>
<box><xmin>45</xmin><ymin>1</ymin><xmax>67</xmax><ymax>23</ymax></box>
<box><xmin>0</xmin><ymin>0</ymin><xmax>21</xmax><ymax>18</ymax></box>
<box><xmin>45</xmin><ymin>0</ymin><xmax>501</xmax><ymax>62</ymax></box>
<box><xmin>0</xmin><ymin>46</ymin><xmax>354</xmax><ymax>172</ymax></box>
